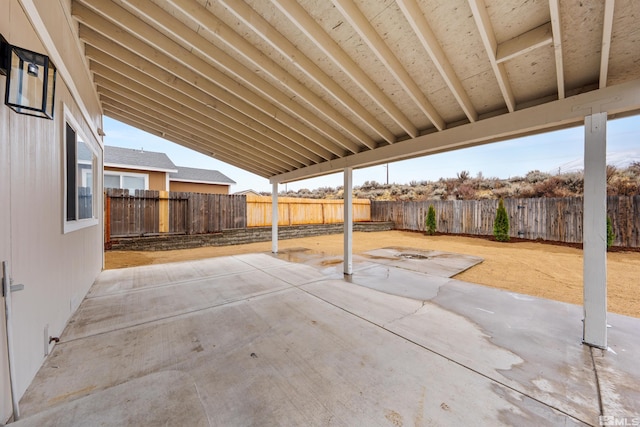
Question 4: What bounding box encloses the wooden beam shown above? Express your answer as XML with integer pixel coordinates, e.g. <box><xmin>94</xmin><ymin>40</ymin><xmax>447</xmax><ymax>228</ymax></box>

<box><xmin>92</xmin><ymin>69</ymin><xmax>302</xmax><ymax>171</ymax></box>
<box><xmin>333</xmin><ymin>0</ymin><xmax>445</xmax><ymax>130</ymax></box>
<box><xmin>217</xmin><ymin>0</ymin><xmax>397</xmax><ymax>144</ymax></box>
<box><xmin>74</xmin><ymin>0</ymin><xmax>333</xmax><ymax>162</ymax></box>
<box><xmin>270</xmin><ymin>79</ymin><xmax>640</xmax><ymax>183</ymax></box>
<box><xmin>549</xmin><ymin>0</ymin><xmax>565</xmax><ymax>99</ymax></box>
<box><xmin>120</xmin><ymin>0</ymin><xmax>358</xmax><ymax>156</ymax></box>
<box><xmin>496</xmin><ymin>22</ymin><xmax>553</xmax><ymax>64</ymax></box>
<box><xmin>102</xmin><ymin>109</ymin><xmax>272</xmax><ymax>178</ymax></box>
<box><xmin>599</xmin><ymin>0</ymin><xmax>615</xmax><ymax>89</ymax></box>
<box><xmin>83</xmin><ymin>40</ymin><xmax>309</xmax><ymax>168</ymax></box>
<box><xmin>397</xmin><ymin>0</ymin><xmax>478</xmax><ymax>123</ymax></box>
<box><xmin>270</xmin><ymin>0</ymin><xmax>419</xmax><ymax>138</ymax></box>
<box><xmin>96</xmin><ymin>81</ymin><xmax>292</xmax><ymax>173</ymax></box>
<box><xmin>468</xmin><ymin>0</ymin><xmax>516</xmax><ymax>112</ymax></box>
<box><xmin>101</xmin><ymin>96</ymin><xmax>281</xmax><ymax>176</ymax></box>
<box><xmin>169</xmin><ymin>0</ymin><xmax>376</xmax><ymax>150</ymax></box>
<box><xmin>81</xmin><ymin>29</ymin><xmax>313</xmax><ymax>167</ymax></box>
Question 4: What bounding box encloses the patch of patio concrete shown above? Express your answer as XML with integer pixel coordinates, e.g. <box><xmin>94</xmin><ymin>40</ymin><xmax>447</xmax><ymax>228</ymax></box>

<box><xmin>16</xmin><ymin>251</ymin><xmax>639</xmax><ymax>426</ymax></box>
<box><xmin>362</xmin><ymin>247</ymin><xmax>484</xmax><ymax>277</ymax></box>
<box><xmin>89</xmin><ymin>256</ymin><xmax>255</xmax><ymax>297</ymax></box>
<box><xmin>13</xmin><ymin>371</ymin><xmax>209</xmax><ymax>427</ymax></box>
<box><xmin>302</xmin><ymin>278</ymin><xmax>600</xmax><ymax>422</ymax></box>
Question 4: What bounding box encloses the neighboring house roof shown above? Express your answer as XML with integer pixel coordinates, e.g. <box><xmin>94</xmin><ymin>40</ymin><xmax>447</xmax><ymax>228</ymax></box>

<box><xmin>104</xmin><ymin>146</ymin><xmax>178</xmax><ymax>173</ymax></box>
<box><xmin>170</xmin><ymin>166</ymin><xmax>236</xmax><ymax>186</ymax></box>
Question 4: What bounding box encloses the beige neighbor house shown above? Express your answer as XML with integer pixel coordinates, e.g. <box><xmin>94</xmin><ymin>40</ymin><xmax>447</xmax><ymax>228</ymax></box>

<box><xmin>169</xmin><ymin>167</ymin><xmax>236</xmax><ymax>194</ymax></box>
<box><xmin>1</xmin><ymin>0</ymin><xmax>640</xmax><ymax>424</ymax></box>
<box><xmin>104</xmin><ymin>145</ymin><xmax>235</xmax><ymax>194</ymax></box>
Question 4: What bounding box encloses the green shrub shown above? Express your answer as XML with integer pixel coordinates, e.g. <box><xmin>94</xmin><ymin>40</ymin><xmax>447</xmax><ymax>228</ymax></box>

<box><xmin>425</xmin><ymin>205</ymin><xmax>436</xmax><ymax>235</ymax></box>
<box><xmin>607</xmin><ymin>216</ymin><xmax>615</xmax><ymax>249</ymax></box>
<box><xmin>493</xmin><ymin>199</ymin><xmax>510</xmax><ymax>242</ymax></box>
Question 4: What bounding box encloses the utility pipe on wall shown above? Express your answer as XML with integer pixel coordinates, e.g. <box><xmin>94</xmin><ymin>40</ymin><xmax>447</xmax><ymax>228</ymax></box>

<box><xmin>2</xmin><ymin>261</ymin><xmax>20</xmax><ymax>421</ymax></box>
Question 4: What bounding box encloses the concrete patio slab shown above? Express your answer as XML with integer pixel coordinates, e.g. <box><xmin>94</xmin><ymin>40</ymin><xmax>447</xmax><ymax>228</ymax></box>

<box><xmin>89</xmin><ymin>256</ymin><xmax>255</xmax><ymax>297</ymax></box>
<box><xmin>14</xmin><ymin>249</ymin><xmax>640</xmax><ymax>426</ymax></box>
<box><xmin>13</xmin><ymin>371</ymin><xmax>209</xmax><ymax>427</ymax></box>
<box><xmin>64</xmin><ymin>269</ymin><xmax>292</xmax><ymax>341</ymax></box>
<box><xmin>302</xmin><ymin>279</ymin><xmax>599</xmax><ymax>422</ymax></box>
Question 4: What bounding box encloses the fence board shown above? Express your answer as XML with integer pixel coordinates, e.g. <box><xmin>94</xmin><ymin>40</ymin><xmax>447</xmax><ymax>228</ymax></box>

<box><xmin>246</xmin><ymin>195</ymin><xmax>370</xmax><ymax>227</ymax></box>
<box><xmin>106</xmin><ymin>189</ymin><xmax>160</xmax><ymax>237</ymax></box>
<box><xmin>371</xmin><ymin>196</ymin><xmax>639</xmax><ymax>247</ymax></box>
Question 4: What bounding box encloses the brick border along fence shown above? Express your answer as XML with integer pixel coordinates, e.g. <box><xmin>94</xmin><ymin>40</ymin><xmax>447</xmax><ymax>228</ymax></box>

<box><xmin>108</xmin><ymin>222</ymin><xmax>394</xmax><ymax>251</ymax></box>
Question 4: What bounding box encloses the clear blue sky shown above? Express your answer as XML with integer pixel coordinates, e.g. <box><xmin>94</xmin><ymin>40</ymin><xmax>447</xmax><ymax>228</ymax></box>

<box><xmin>103</xmin><ymin>114</ymin><xmax>640</xmax><ymax>193</ymax></box>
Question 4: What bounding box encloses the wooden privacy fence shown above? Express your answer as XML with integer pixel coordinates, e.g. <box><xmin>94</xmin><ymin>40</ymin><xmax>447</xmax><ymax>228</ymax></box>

<box><xmin>105</xmin><ymin>191</ymin><xmax>369</xmax><ymax>238</ymax></box>
<box><xmin>106</xmin><ymin>189</ymin><xmax>160</xmax><ymax>237</ymax></box>
<box><xmin>106</xmin><ymin>189</ymin><xmax>246</xmax><ymax>237</ymax></box>
<box><xmin>371</xmin><ymin>196</ymin><xmax>640</xmax><ymax>247</ymax></box>
<box><xmin>246</xmin><ymin>195</ymin><xmax>370</xmax><ymax>227</ymax></box>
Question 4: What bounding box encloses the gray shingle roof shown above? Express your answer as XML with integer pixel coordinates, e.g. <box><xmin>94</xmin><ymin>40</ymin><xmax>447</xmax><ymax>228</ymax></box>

<box><xmin>170</xmin><ymin>166</ymin><xmax>236</xmax><ymax>185</ymax></box>
<box><xmin>104</xmin><ymin>146</ymin><xmax>177</xmax><ymax>172</ymax></box>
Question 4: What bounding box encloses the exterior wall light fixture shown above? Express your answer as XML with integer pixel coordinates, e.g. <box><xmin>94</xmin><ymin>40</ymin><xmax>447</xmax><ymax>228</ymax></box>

<box><xmin>0</xmin><ymin>33</ymin><xmax>56</xmax><ymax>119</ymax></box>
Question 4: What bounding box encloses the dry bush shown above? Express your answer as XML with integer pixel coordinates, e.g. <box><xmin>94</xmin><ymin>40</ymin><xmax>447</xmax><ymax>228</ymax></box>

<box><xmin>293</xmin><ymin>164</ymin><xmax>638</xmax><ymax>201</ymax></box>
<box><xmin>455</xmin><ymin>183</ymin><xmax>477</xmax><ymax>200</ymax></box>
<box><xmin>526</xmin><ymin>170</ymin><xmax>551</xmax><ymax>183</ymax></box>
<box><xmin>562</xmin><ymin>172</ymin><xmax>584</xmax><ymax>194</ymax></box>
<box><xmin>493</xmin><ymin>186</ymin><xmax>514</xmax><ymax>199</ymax></box>
<box><xmin>511</xmin><ymin>183</ymin><xmax>535</xmax><ymax>198</ymax></box>
<box><xmin>457</xmin><ymin>170</ymin><xmax>471</xmax><ymax>182</ymax></box>
<box><xmin>608</xmin><ymin>176</ymin><xmax>639</xmax><ymax>196</ymax></box>
<box><xmin>606</xmin><ymin>165</ymin><xmax>618</xmax><ymax>183</ymax></box>
<box><xmin>532</xmin><ymin>176</ymin><xmax>570</xmax><ymax>198</ymax></box>
<box><xmin>476</xmin><ymin>189</ymin><xmax>494</xmax><ymax>199</ymax></box>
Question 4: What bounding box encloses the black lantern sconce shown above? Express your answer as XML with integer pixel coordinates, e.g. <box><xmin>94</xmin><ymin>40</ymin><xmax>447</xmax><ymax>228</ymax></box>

<box><xmin>0</xmin><ymin>34</ymin><xmax>56</xmax><ymax>119</ymax></box>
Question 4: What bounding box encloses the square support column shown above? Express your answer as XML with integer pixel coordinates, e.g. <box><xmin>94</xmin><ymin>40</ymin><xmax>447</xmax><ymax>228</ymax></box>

<box><xmin>272</xmin><ymin>182</ymin><xmax>278</xmax><ymax>254</ymax></box>
<box><xmin>583</xmin><ymin>112</ymin><xmax>607</xmax><ymax>349</ymax></box>
<box><xmin>344</xmin><ymin>167</ymin><xmax>353</xmax><ymax>275</ymax></box>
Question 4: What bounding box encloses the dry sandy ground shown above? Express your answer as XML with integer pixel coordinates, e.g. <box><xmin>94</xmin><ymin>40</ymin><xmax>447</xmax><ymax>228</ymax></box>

<box><xmin>105</xmin><ymin>231</ymin><xmax>640</xmax><ymax>318</ymax></box>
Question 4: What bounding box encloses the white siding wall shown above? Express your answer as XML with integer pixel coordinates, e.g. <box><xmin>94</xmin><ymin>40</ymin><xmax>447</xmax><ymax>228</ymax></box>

<box><xmin>0</xmin><ymin>1</ymin><xmax>104</xmax><ymax>422</ymax></box>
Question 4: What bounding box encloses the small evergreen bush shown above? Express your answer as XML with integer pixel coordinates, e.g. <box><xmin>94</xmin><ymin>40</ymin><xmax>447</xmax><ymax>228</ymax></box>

<box><xmin>493</xmin><ymin>198</ymin><xmax>510</xmax><ymax>242</ymax></box>
<box><xmin>425</xmin><ymin>205</ymin><xmax>436</xmax><ymax>235</ymax></box>
<box><xmin>607</xmin><ymin>216</ymin><xmax>615</xmax><ymax>249</ymax></box>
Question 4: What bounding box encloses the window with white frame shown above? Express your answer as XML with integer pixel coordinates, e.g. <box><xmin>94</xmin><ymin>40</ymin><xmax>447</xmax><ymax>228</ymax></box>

<box><xmin>103</xmin><ymin>171</ymin><xmax>148</xmax><ymax>192</ymax></box>
<box><xmin>64</xmin><ymin>108</ymin><xmax>98</xmax><ymax>233</ymax></box>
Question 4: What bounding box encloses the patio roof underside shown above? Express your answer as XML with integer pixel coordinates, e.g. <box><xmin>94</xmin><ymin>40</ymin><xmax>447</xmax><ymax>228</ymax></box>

<box><xmin>72</xmin><ymin>0</ymin><xmax>640</xmax><ymax>183</ymax></box>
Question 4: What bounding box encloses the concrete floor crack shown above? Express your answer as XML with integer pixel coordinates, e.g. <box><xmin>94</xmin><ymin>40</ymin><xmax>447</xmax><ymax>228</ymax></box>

<box><xmin>590</xmin><ymin>347</ymin><xmax>605</xmax><ymax>419</ymax></box>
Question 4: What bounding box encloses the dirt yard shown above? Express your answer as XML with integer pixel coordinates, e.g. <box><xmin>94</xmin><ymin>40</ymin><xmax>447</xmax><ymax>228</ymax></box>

<box><xmin>105</xmin><ymin>231</ymin><xmax>640</xmax><ymax>318</ymax></box>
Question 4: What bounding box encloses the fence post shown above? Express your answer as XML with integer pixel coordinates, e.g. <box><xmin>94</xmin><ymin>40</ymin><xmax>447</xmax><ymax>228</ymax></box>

<box><xmin>187</xmin><ymin>193</ymin><xmax>194</xmax><ymax>235</ymax></box>
<box><xmin>104</xmin><ymin>192</ymin><xmax>111</xmax><ymax>250</ymax></box>
<box><xmin>159</xmin><ymin>190</ymin><xmax>169</xmax><ymax>233</ymax></box>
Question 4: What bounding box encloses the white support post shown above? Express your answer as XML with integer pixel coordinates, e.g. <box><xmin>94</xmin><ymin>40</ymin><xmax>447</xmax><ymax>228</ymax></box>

<box><xmin>583</xmin><ymin>112</ymin><xmax>608</xmax><ymax>349</ymax></box>
<box><xmin>344</xmin><ymin>167</ymin><xmax>353</xmax><ymax>275</ymax></box>
<box><xmin>272</xmin><ymin>182</ymin><xmax>278</xmax><ymax>254</ymax></box>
